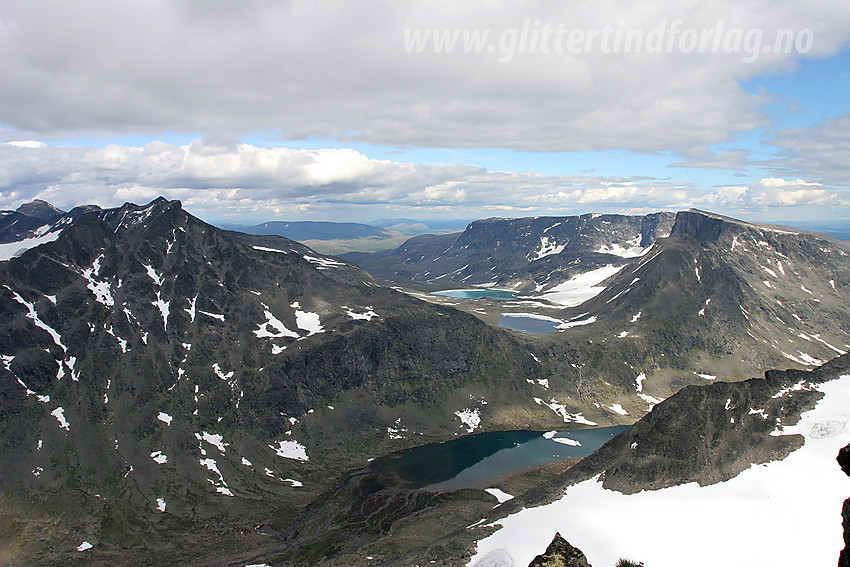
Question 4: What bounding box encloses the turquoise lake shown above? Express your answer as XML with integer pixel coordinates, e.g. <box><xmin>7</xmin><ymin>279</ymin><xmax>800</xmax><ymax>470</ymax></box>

<box><xmin>370</xmin><ymin>426</ymin><xmax>630</xmax><ymax>491</ymax></box>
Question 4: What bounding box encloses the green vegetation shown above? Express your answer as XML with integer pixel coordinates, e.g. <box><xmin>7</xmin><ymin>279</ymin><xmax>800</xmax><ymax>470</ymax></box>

<box><xmin>616</xmin><ymin>559</ymin><xmax>644</xmax><ymax>567</ymax></box>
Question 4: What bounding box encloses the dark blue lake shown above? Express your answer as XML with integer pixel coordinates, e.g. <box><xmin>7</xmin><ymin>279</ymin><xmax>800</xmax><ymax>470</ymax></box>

<box><xmin>432</xmin><ymin>289</ymin><xmax>517</xmax><ymax>300</ymax></box>
<box><xmin>370</xmin><ymin>426</ymin><xmax>629</xmax><ymax>491</ymax></box>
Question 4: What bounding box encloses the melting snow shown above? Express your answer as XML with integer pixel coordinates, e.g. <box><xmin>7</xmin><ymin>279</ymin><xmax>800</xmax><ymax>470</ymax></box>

<box><xmin>212</xmin><ymin>363</ymin><xmax>234</xmax><ymax>381</ymax></box>
<box><xmin>485</xmin><ymin>488</ymin><xmax>515</xmax><ymax>505</ymax></box>
<box><xmin>143</xmin><ymin>264</ymin><xmax>163</xmax><ymax>286</ymax></box>
<box><xmin>469</xmin><ymin>375</ymin><xmax>850</xmax><ymax>567</ymax></box>
<box><xmin>76</xmin><ymin>542</ymin><xmax>93</xmax><ymax>552</ymax></box>
<box><xmin>156</xmin><ymin>498</ymin><xmax>166</xmax><ymax>512</ymax></box>
<box><xmin>529</xmin><ymin>236</ymin><xmax>567</xmax><ymax>261</ymax></box>
<box><xmin>199</xmin><ymin>310</ymin><xmax>225</xmax><ymax>321</ymax></box>
<box><xmin>552</xmin><ymin>436</ymin><xmax>582</xmax><ymax>447</ymax></box>
<box><xmin>254</xmin><ymin>305</ymin><xmax>298</xmax><ymax>338</ymax></box>
<box><xmin>199</xmin><ymin>458</ymin><xmax>233</xmax><ymax>496</ymax></box>
<box><xmin>531</xmin><ymin>265</ymin><xmax>624</xmax><ymax>307</ymax></box>
<box><xmin>51</xmin><ymin>407</ymin><xmax>70</xmax><ymax>430</ymax></box>
<box><xmin>595</xmin><ymin>236</ymin><xmax>648</xmax><ymax>258</ymax></box>
<box><xmin>150</xmin><ymin>451</ymin><xmax>168</xmax><ymax>464</ymax></box>
<box><xmin>294</xmin><ymin>309</ymin><xmax>324</xmax><ymax>335</ymax></box>
<box><xmin>81</xmin><ymin>261</ymin><xmax>114</xmax><ymax>307</ymax></box>
<box><xmin>534</xmin><ymin>398</ymin><xmax>597</xmax><ymax>425</ymax></box>
<box><xmin>608</xmin><ymin>404</ymin><xmax>628</xmax><ymax>416</ymax></box>
<box><xmin>253</xmin><ymin>245</ymin><xmax>288</xmax><ymax>254</ymax></box>
<box><xmin>455</xmin><ymin>408</ymin><xmax>482</xmax><ymax>433</ymax></box>
<box><xmin>303</xmin><ymin>255</ymin><xmax>344</xmax><ymax>269</ymax></box>
<box><xmin>152</xmin><ymin>291</ymin><xmax>170</xmax><ymax>330</ymax></box>
<box><xmin>557</xmin><ymin>316</ymin><xmax>597</xmax><ymax>330</ymax></box>
<box><xmin>185</xmin><ymin>295</ymin><xmax>198</xmax><ymax>322</ymax></box>
<box><xmin>196</xmin><ymin>431</ymin><xmax>228</xmax><ymax>453</ymax></box>
<box><xmin>157</xmin><ymin>412</ymin><xmax>173</xmax><ymax>425</ymax></box>
<box><xmin>6</xmin><ymin>287</ymin><xmax>66</xmax><ymax>351</ymax></box>
<box><xmin>344</xmin><ymin>306</ymin><xmax>378</xmax><ymax>321</ymax></box>
<box><xmin>0</xmin><ymin>231</ymin><xmax>62</xmax><ymax>261</ymax></box>
<box><xmin>269</xmin><ymin>440</ymin><xmax>309</xmax><ymax>461</ymax></box>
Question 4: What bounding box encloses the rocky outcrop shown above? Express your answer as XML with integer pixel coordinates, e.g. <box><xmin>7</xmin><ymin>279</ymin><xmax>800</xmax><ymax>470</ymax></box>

<box><xmin>527</xmin><ymin>532</ymin><xmax>591</xmax><ymax>567</ymax></box>
<box><xmin>839</xmin><ymin>443</ymin><xmax>850</xmax><ymax>567</ymax></box>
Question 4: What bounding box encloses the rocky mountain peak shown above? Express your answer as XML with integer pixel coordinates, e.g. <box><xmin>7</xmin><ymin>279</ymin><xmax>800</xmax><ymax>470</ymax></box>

<box><xmin>527</xmin><ymin>532</ymin><xmax>592</xmax><ymax>567</ymax></box>
<box><xmin>15</xmin><ymin>199</ymin><xmax>65</xmax><ymax>222</ymax></box>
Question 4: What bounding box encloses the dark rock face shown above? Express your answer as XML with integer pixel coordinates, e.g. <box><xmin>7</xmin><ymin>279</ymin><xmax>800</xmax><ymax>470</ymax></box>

<box><xmin>839</xmin><ymin>443</ymin><xmax>850</xmax><ymax>567</ymax></box>
<box><xmin>527</xmin><ymin>532</ymin><xmax>591</xmax><ymax>567</ymax></box>
<box><xmin>838</xmin><ymin>444</ymin><xmax>850</xmax><ymax>477</ymax></box>
<box><xmin>579</xmin><ymin>356</ymin><xmax>850</xmax><ymax>494</ymax></box>
<box><xmin>0</xmin><ymin>198</ymin><xmax>564</xmax><ymax>566</ymax></box>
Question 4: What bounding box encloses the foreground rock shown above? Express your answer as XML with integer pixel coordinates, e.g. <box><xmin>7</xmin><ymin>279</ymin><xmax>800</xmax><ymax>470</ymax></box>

<box><xmin>527</xmin><ymin>532</ymin><xmax>591</xmax><ymax>567</ymax></box>
<box><xmin>839</xmin><ymin>443</ymin><xmax>850</xmax><ymax>567</ymax></box>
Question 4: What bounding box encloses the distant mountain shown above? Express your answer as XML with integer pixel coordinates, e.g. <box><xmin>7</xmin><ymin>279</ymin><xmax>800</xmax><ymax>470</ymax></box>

<box><xmin>543</xmin><ymin>209</ymin><xmax>850</xmax><ymax>404</ymax></box>
<box><xmin>217</xmin><ymin>220</ymin><xmax>410</xmax><ymax>254</ymax></box>
<box><xmin>0</xmin><ymin>200</ymin><xmax>66</xmax><ymax>244</ymax></box>
<box><xmin>225</xmin><ymin>220</ymin><xmax>391</xmax><ymax>241</ymax></box>
<box><xmin>343</xmin><ymin>212</ymin><xmax>677</xmax><ymax>291</ymax></box>
<box><xmin>0</xmin><ymin>198</ymin><xmax>578</xmax><ymax>565</ymax></box>
<box><xmin>368</xmin><ymin>217</ymin><xmax>471</xmax><ymax>236</ymax></box>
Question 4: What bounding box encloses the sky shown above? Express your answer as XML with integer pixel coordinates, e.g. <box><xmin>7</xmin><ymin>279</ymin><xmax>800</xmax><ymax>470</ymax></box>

<box><xmin>1</xmin><ymin>0</ymin><xmax>850</xmax><ymax>226</ymax></box>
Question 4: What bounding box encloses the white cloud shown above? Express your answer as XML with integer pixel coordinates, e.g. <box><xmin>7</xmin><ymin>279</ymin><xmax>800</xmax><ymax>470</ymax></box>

<box><xmin>1</xmin><ymin>1</ymin><xmax>849</xmax><ymax>151</ymax></box>
<box><xmin>698</xmin><ymin>177</ymin><xmax>850</xmax><ymax>210</ymax></box>
<box><xmin>765</xmin><ymin>113</ymin><xmax>850</xmax><ymax>186</ymax></box>
<box><xmin>1</xmin><ymin>142</ymin><xmax>847</xmax><ymax>222</ymax></box>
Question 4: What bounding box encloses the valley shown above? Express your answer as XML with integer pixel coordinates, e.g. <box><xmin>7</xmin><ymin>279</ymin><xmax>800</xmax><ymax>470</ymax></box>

<box><xmin>0</xmin><ymin>198</ymin><xmax>848</xmax><ymax>566</ymax></box>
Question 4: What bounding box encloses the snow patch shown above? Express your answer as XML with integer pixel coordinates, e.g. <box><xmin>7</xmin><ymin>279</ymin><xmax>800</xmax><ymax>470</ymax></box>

<box><xmin>150</xmin><ymin>451</ymin><xmax>168</xmax><ymax>464</ymax></box>
<box><xmin>269</xmin><ymin>440</ymin><xmax>309</xmax><ymax>461</ymax></box>
<box><xmin>557</xmin><ymin>316</ymin><xmax>597</xmax><ymax>330</ymax></box>
<box><xmin>531</xmin><ymin>265</ymin><xmax>624</xmax><ymax>307</ymax></box>
<box><xmin>455</xmin><ymin>408</ymin><xmax>482</xmax><ymax>433</ymax></box>
<box><xmin>595</xmin><ymin>236</ymin><xmax>649</xmax><ymax>258</ymax></box>
<box><xmin>344</xmin><ymin>306</ymin><xmax>378</xmax><ymax>321</ymax></box>
<box><xmin>485</xmin><ymin>488</ymin><xmax>514</xmax><ymax>505</ymax></box>
<box><xmin>529</xmin><ymin>236</ymin><xmax>567</xmax><ymax>261</ymax></box>
<box><xmin>0</xmin><ymin>231</ymin><xmax>63</xmax><ymax>261</ymax></box>
<box><xmin>608</xmin><ymin>404</ymin><xmax>629</xmax><ymax>416</ymax></box>
<box><xmin>254</xmin><ymin>304</ymin><xmax>298</xmax><ymax>338</ymax></box>
<box><xmin>51</xmin><ymin>407</ymin><xmax>70</xmax><ymax>430</ymax></box>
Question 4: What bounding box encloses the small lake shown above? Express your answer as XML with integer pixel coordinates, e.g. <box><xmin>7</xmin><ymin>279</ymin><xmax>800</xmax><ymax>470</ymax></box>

<box><xmin>432</xmin><ymin>289</ymin><xmax>517</xmax><ymax>300</ymax></box>
<box><xmin>499</xmin><ymin>313</ymin><xmax>562</xmax><ymax>334</ymax></box>
<box><xmin>370</xmin><ymin>426</ymin><xmax>629</xmax><ymax>491</ymax></box>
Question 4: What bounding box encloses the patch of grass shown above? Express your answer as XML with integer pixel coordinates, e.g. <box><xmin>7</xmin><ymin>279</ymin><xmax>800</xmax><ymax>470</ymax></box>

<box><xmin>616</xmin><ymin>559</ymin><xmax>644</xmax><ymax>567</ymax></box>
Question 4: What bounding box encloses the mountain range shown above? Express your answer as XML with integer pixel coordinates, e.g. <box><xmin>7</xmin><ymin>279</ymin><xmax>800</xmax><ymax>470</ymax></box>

<box><xmin>0</xmin><ymin>197</ymin><xmax>848</xmax><ymax>566</ymax></box>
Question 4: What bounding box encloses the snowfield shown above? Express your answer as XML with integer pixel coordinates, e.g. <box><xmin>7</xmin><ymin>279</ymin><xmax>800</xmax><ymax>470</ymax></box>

<box><xmin>468</xmin><ymin>374</ymin><xmax>850</xmax><ymax>567</ymax></box>
<box><xmin>531</xmin><ymin>265</ymin><xmax>623</xmax><ymax>307</ymax></box>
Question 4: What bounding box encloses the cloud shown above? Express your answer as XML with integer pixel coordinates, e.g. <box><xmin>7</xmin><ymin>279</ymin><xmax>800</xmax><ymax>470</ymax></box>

<box><xmin>2</xmin><ymin>1</ymin><xmax>850</xmax><ymax>151</ymax></box>
<box><xmin>697</xmin><ymin>178</ymin><xmax>850</xmax><ymax>211</ymax></box>
<box><xmin>764</xmin><ymin>113</ymin><xmax>850</xmax><ymax>186</ymax></box>
<box><xmin>5</xmin><ymin>140</ymin><xmax>846</xmax><ymax>223</ymax></box>
<box><xmin>669</xmin><ymin>146</ymin><xmax>752</xmax><ymax>171</ymax></box>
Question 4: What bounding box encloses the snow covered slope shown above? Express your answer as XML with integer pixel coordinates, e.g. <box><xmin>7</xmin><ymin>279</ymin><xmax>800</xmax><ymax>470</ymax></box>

<box><xmin>469</xmin><ymin>354</ymin><xmax>850</xmax><ymax>567</ymax></box>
